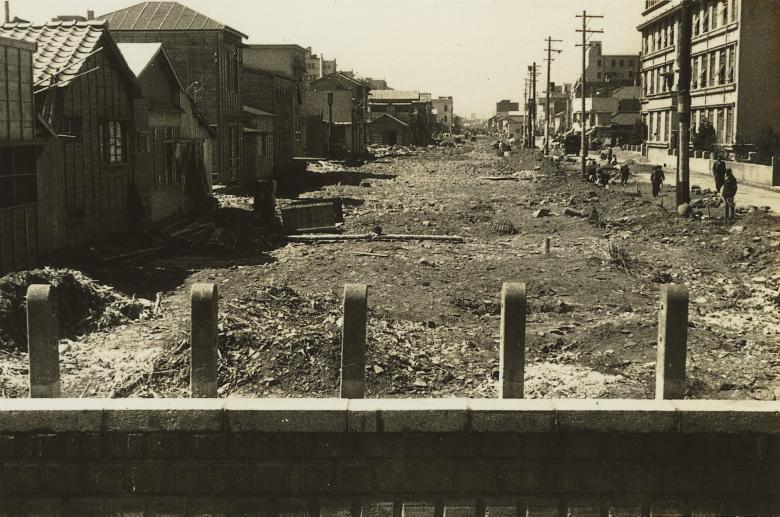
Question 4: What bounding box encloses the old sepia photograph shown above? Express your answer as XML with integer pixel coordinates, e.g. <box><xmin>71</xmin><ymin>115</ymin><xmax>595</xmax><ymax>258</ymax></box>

<box><xmin>0</xmin><ymin>0</ymin><xmax>778</xmax><ymax>514</ymax></box>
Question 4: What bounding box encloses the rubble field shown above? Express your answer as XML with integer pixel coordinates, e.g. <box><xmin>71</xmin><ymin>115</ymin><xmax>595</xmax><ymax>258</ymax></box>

<box><xmin>1</xmin><ymin>142</ymin><xmax>778</xmax><ymax>400</ymax></box>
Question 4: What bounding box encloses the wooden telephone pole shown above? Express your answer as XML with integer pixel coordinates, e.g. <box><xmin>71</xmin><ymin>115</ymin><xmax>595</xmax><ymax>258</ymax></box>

<box><xmin>576</xmin><ymin>11</ymin><xmax>603</xmax><ymax>178</ymax></box>
<box><xmin>676</xmin><ymin>0</ymin><xmax>692</xmax><ymax>205</ymax></box>
<box><xmin>528</xmin><ymin>63</ymin><xmax>540</xmax><ymax>149</ymax></box>
<box><xmin>543</xmin><ymin>36</ymin><xmax>563</xmax><ymax>155</ymax></box>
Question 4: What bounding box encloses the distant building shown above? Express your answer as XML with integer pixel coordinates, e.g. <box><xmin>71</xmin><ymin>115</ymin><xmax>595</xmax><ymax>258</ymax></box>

<box><xmin>304</xmin><ymin>47</ymin><xmax>337</xmax><ymax>84</ymax></box>
<box><xmin>243</xmin><ymin>44</ymin><xmax>307</xmax><ymax>157</ymax></box>
<box><xmin>306</xmin><ymin>73</ymin><xmax>370</xmax><ymax>159</ymax></box>
<box><xmin>537</xmin><ymin>83</ymin><xmax>572</xmax><ymax>133</ymax></box>
<box><xmin>364</xmin><ymin>78</ymin><xmax>390</xmax><ymax>90</ymax></box>
<box><xmin>496</xmin><ymin>100</ymin><xmax>520</xmax><ymax>114</ymax></box>
<box><xmin>100</xmin><ymin>1</ymin><xmax>248</xmax><ymax>184</ymax></box>
<box><xmin>638</xmin><ymin>0</ymin><xmax>780</xmax><ymax>164</ymax></box>
<box><xmin>431</xmin><ymin>96</ymin><xmax>454</xmax><ymax>132</ymax></box>
<box><xmin>583</xmin><ymin>41</ymin><xmax>640</xmax><ymax>84</ymax></box>
<box><xmin>369</xmin><ymin>90</ymin><xmax>434</xmax><ymax>146</ymax></box>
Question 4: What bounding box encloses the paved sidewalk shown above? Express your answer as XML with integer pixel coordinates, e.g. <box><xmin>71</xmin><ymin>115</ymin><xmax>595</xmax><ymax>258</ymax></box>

<box><xmin>614</xmin><ymin>149</ymin><xmax>780</xmax><ymax>213</ymax></box>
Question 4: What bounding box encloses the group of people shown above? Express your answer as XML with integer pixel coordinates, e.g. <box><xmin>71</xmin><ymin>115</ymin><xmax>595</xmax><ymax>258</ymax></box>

<box><xmin>584</xmin><ymin>156</ymin><xmax>631</xmax><ymax>188</ymax></box>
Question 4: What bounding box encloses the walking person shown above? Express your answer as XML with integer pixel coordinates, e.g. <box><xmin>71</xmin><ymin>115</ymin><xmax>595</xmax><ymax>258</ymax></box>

<box><xmin>722</xmin><ymin>168</ymin><xmax>738</xmax><ymax>222</ymax></box>
<box><xmin>650</xmin><ymin>165</ymin><xmax>665</xmax><ymax>198</ymax></box>
<box><xmin>620</xmin><ymin>163</ymin><xmax>630</xmax><ymax>186</ymax></box>
<box><xmin>712</xmin><ymin>155</ymin><xmax>727</xmax><ymax>193</ymax></box>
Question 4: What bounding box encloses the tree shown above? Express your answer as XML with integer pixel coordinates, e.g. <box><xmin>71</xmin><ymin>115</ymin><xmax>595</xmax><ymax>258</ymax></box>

<box><xmin>756</xmin><ymin>125</ymin><xmax>779</xmax><ymax>165</ymax></box>
<box><xmin>629</xmin><ymin>119</ymin><xmax>648</xmax><ymax>145</ymax></box>
<box><xmin>692</xmin><ymin>120</ymin><xmax>716</xmax><ymax>151</ymax></box>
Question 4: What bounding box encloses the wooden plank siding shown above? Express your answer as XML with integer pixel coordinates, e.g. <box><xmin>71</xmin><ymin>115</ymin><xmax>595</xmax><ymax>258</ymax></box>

<box><xmin>108</xmin><ymin>29</ymin><xmax>243</xmax><ymax>184</ymax></box>
<box><xmin>35</xmin><ymin>40</ymin><xmax>140</xmax><ymax>257</ymax></box>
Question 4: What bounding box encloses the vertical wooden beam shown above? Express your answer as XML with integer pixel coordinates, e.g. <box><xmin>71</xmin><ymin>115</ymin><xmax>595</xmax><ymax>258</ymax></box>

<box><xmin>27</xmin><ymin>285</ymin><xmax>60</xmax><ymax>398</ymax></box>
<box><xmin>341</xmin><ymin>284</ymin><xmax>368</xmax><ymax>399</ymax></box>
<box><xmin>500</xmin><ymin>282</ymin><xmax>527</xmax><ymax>398</ymax></box>
<box><xmin>191</xmin><ymin>283</ymin><xmax>219</xmax><ymax>398</ymax></box>
<box><xmin>656</xmin><ymin>284</ymin><xmax>689</xmax><ymax>399</ymax></box>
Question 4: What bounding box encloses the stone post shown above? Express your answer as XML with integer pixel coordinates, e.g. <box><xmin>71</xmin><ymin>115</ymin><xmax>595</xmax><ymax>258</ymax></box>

<box><xmin>544</xmin><ymin>237</ymin><xmax>551</xmax><ymax>256</ymax></box>
<box><xmin>341</xmin><ymin>284</ymin><xmax>368</xmax><ymax>399</ymax></box>
<box><xmin>191</xmin><ymin>283</ymin><xmax>218</xmax><ymax>398</ymax></box>
<box><xmin>500</xmin><ymin>282</ymin><xmax>526</xmax><ymax>398</ymax></box>
<box><xmin>27</xmin><ymin>285</ymin><xmax>60</xmax><ymax>398</ymax></box>
<box><xmin>655</xmin><ymin>284</ymin><xmax>689</xmax><ymax>399</ymax></box>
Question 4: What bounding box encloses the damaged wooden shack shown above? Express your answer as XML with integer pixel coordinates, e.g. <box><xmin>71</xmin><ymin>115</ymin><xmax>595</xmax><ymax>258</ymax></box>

<box><xmin>0</xmin><ymin>20</ymin><xmax>215</xmax><ymax>274</ymax></box>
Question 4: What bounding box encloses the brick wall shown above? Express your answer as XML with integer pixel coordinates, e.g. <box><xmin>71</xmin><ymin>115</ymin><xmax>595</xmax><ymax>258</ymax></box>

<box><xmin>1</xmin><ymin>399</ymin><xmax>779</xmax><ymax>515</ymax></box>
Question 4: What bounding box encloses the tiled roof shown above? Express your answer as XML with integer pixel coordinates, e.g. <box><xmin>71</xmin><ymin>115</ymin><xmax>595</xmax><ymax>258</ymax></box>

<box><xmin>0</xmin><ymin>20</ymin><xmax>105</xmax><ymax>88</ymax></box>
<box><xmin>610</xmin><ymin>112</ymin><xmax>641</xmax><ymax>127</ymax></box>
<box><xmin>369</xmin><ymin>90</ymin><xmax>421</xmax><ymax>101</ymax></box>
<box><xmin>100</xmin><ymin>2</ymin><xmax>247</xmax><ymax>38</ymax></box>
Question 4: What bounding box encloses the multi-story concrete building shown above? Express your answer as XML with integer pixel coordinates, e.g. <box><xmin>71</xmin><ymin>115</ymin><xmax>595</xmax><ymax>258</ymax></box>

<box><xmin>304</xmin><ymin>47</ymin><xmax>337</xmax><ymax>84</ymax></box>
<box><xmin>584</xmin><ymin>41</ymin><xmax>640</xmax><ymax>84</ymax></box>
<box><xmin>496</xmin><ymin>100</ymin><xmax>520</xmax><ymax>115</ymax></box>
<box><xmin>537</xmin><ymin>83</ymin><xmax>572</xmax><ymax>133</ymax></box>
<box><xmin>638</xmin><ymin>0</ymin><xmax>780</xmax><ymax>164</ymax></box>
<box><xmin>431</xmin><ymin>96</ymin><xmax>454</xmax><ymax>133</ymax></box>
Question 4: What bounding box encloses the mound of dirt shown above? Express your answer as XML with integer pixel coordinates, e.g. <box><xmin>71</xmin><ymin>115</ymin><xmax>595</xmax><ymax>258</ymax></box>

<box><xmin>0</xmin><ymin>268</ymin><xmax>153</xmax><ymax>351</ymax></box>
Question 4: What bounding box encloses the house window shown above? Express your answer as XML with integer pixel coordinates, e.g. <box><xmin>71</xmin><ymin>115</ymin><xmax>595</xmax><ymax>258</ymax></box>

<box><xmin>64</xmin><ymin>117</ymin><xmax>82</xmax><ymax>142</ymax></box>
<box><xmin>629</xmin><ymin>70</ymin><xmax>634</xmax><ymax>79</ymax></box>
<box><xmin>716</xmin><ymin>108</ymin><xmax>725</xmax><ymax>142</ymax></box>
<box><xmin>136</xmin><ymin>133</ymin><xmax>150</xmax><ymax>153</ymax></box>
<box><xmin>730</xmin><ymin>0</ymin><xmax>737</xmax><ymax>21</ymax></box>
<box><xmin>0</xmin><ymin>146</ymin><xmax>37</xmax><ymax>208</ymax></box>
<box><xmin>700</xmin><ymin>55</ymin><xmax>708</xmax><ymax>87</ymax></box>
<box><xmin>692</xmin><ymin>58</ymin><xmax>699</xmax><ymax>88</ymax></box>
<box><xmin>100</xmin><ymin>121</ymin><xmax>127</xmax><ymax>163</ymax></box>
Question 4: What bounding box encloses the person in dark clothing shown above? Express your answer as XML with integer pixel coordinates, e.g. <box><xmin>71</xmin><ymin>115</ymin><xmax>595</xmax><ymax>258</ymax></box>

<box><xmin>620</xmin><ymin>164</ymin><xmax>630</xmax><ymax>186</ymax></box>
<box><xmin>713</xmin><ymin>156</ymin><xmax>727</xmax><ymax>193</ymax></box>
<box><xmin>586</xmin><ymin>159</ymin><xmax>598</xmax><ymax>182</ymax></box>
<box><xmin>722</xmin><ymin>168</ymin><xmax>738</xmax><ymax>221</ymax></box>
<box><xmin>650</xmin><ymin>165</ymin><xmax>665</xmax><ymax>197</ymax></box>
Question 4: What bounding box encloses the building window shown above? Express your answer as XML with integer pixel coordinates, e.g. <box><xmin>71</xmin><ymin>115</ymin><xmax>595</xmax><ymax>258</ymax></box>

<box><xmin>63</xmin><ymin>117</ymin><xmax>82</xmax><ymax>142</ymax></box>
<box><xmin>597</xmin><ymin>72</ymin><xmax>602</xmax><ymax>79</ymax></box>
<box><xmin>727</xmin><ymin>46</ymin><xmax>736</xmax><ymax>82</ymax></box>
<box><xmin>693</xmin><ymin>12</ymin><xmax>700</xmax><ymax>36</ymax></box>
<box><xmin>597</xmin><ymin>59</ymin><xmax>602</xmax><ymax>66</ymax></box>
<box><xmin>692</xmin><ymin>58</ymin><xmax>699</xmax><ymax>88</ymax></box>
<box><xmin>709</xmin><ymin>52</ymin><xmax>716</xmax><ymax>87</ymax></box>
<box><xmin>725</xmin><ymin>106</ymin><xmax>734</xmax><ymax>143</ymax></box>
<box><xmin>716</xmin><ymin>108</ymin><xmax>725</xmax><ymax>142</ymax></box>
<box><xmin>629</xmin><ymin>70</ymin><xmax>634</xmax><ymax>79</ymax></box>
<box><xmin>700</xmin><ymin>55</ymin><xmax>708</xmax><ymax>87</ymax></box>
<box><xmin>669</xmin><ymin>21</ymin><xmax>674</xmax><ymax>45</ymax></box>
<box><xmin>99</xmin><ymin>121</ymin><xmax>127</xmax><ymax>163</ymax></box>
<box><xmin>718</xmin><ymin>49</ymin><xmax>727</xmax><ymax>84</ymax></box>
<box><xmin>136</xmin><ymin>133</ymin><xmax>150</xmax><ymax>153</ymax></box>
<box><xmin>730</xmin><ymin>0</ymin><xmax>737</xmax><ymax>21</ymax></box>
<box><xmin>721</xmin><ymin>0</ymin><xmax>728</xmax><ymax>25</ymax></box>
<box><xmin>0</xmin><ymin>146</ymin><xmax>37</xmax><ymax>208</ymax></box>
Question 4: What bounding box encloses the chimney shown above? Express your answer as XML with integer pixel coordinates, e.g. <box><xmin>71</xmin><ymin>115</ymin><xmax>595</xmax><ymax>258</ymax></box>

<box><xmin>87</xmin><ymin>10</ymin><xmax>94</xmax><ymax>20</ymax></box>
<box><xmin>4</xmin><ymin>1</ymin><xmax>10</xmax><ymax>24</ymax></box>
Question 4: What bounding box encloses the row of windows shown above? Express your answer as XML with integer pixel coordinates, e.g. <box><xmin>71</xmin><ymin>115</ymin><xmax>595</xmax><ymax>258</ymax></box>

<box><xmin>692</xmin><ymin>45</ymin><xmax>736</xmax><ymax>89</ymax></box>
<box><xmin>693</xmin><ymin>0</ymin><xmax>738</xmax><ymax>37</ymax></box>
<box><xmin>643</xmin><ymin>63</ymin><xmax>674</xmax><ymax>96</ymax></box>
<box><xmin>643</xmin><ymin>0</ymin><xmax>738</xmax><ymax>54</ymax></box>
<box><xmin>693</xmin><ymin>106</ymin><xmax>735</xmax><ymax>144</ymax></box>
<box><xmin>645</xmin><ymin>105</ymin><xmax>735</xmax><ymax>144</ymax></box>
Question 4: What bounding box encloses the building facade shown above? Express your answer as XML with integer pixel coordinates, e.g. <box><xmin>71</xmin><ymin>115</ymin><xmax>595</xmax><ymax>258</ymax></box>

<box><xmin>304</xmin><ymin>47</ymin><xmax>337</xmax><ymax>84</ymax></box>
<box><xmin>584</xmin><ymin>41</ymin><xmax>640</xmax><ymax>84</ymax></box>
<box><xmin>431</xmin><ymin>96</ymin><xmax>454</xmax><ymax>133</ymax></box>
<box><xmin>369</xmin><ymin>90</ymin><xmax>433</xmax><ymax>146</ymax></box>
<box><xmin>101</xmin><ymin>1</ymin><xmax>247</xmax><ymax>184</ymax></box>
<box><xmin>306</xmin><ymin>73</ymin><xmax>370</xmax><ymax>159</ymax></box>
<box><xmin>243</xmin><ymin>45</ymin><xmax>306</xmax><ymax>157</ymax></box>
<box><xmin>638</xmin><ymin>0</ymin><xmax>780</xmax><ymax>163</ymax></box>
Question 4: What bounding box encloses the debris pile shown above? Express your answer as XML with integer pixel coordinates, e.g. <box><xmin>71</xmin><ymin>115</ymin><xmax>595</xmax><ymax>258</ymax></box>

<box><xmin>0</xmin><ymin>268</ymin><xmax>153</xmax><ymax>351</ymax></box>
<box><xmin>368</xmin><ymin>145</ymin><xmax>419</xmax><ymax>159</ymax></box>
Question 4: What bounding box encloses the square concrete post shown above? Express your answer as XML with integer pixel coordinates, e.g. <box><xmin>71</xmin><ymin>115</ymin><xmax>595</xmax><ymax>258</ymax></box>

<box><xmin>341</xmin><ymin>284</ymin><xmax>368</xmax><ymax>399</ymax></box>
<box><xmin>544</xmin><ymin>237</ymin><xmax>551</xmax><ymax>256</ymax></box>
<box><xmin>655</xmin><ymin>284</ymin><xmax>689</xmax><ymax>400</ymax></box>
<box><xmin>500</xmin><ymin>282</ymin><xmax>526</xmax><ymax>398</ymax></box>
<box><xmin>191</xmin><ymin>283</ymin><xmax>219</xmax><ymax>398</ymax></box>
<box><xmin>26</xmin><ymin>285</ymin><xmax>60</xmax><ymax>398</ymax></box>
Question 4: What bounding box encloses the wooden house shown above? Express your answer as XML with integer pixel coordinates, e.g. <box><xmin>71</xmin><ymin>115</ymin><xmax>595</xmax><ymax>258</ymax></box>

<box><xmin>242</xmin><ymin>65</ymin><xmax>297</xmax><ymax>180</ymax></box>
<box><xmin>306</xmin><ymin>73</ymin><xmax>369</xmax><ymax>159</ymax></box>
<box><xmin>0</xmin><ymin>21</ymin><xmax>145</xmax><ymax>274</ymax></box>
<box><xmin>368</xmin><ymin>114</ymin><xmax>411</xmax><ymax>146</ymax></box>
<box><xmin>100</xmin><ymin>2</ymin><xmax>247</xmax><ymax>185</ymax></box>
<box><xmin>369</xmin><ymin>90</ymin><xmax>434</xmax><ymax>146</ymax></box>
<box><xmin>117</xmin><ymin>42</ymin><xmax>214</xmax><ymax>223</ymax></box>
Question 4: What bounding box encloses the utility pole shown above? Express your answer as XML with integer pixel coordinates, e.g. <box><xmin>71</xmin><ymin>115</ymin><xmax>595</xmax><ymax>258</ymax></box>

<box><xmin>523</xmin><ymin>77</ymin><xmax>530</xmax><ymax>146</ymax></box>
<box><xmin>576</xmin><ymin>11</ymin><xmax>603</xmax><ymax>178</ymax></box>
<box><xmin>676</xmin><ymin>0</ymin><xmax>692</xmax><ymax>206</ymax></box>
<box><xmin>543</xmin><ymin>36</ymin><xmax>563</xmax><ymax>155</ymax></box>
<box><xmin>327</xmin><ymin>92</ymin><xmax>334</xmax><ymax>158</ymax></box>
<box><xmin>525</xmin><ymin>70</ymin><xmax>532</xmax><ymax>148</ymax></box>
<box><xmin>528</xmin><ymin>63</ymin><xmax>540</xmax><ymax>149</ymax></box>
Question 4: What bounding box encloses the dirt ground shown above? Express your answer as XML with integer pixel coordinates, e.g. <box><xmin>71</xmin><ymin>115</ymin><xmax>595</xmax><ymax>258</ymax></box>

<box><xmin>1</xmin><ymin>141</ymin><xmax>779</xmax><ymax>400</ymax></box>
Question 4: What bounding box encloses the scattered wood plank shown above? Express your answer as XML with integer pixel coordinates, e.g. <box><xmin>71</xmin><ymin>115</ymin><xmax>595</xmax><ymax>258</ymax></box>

<box><xmin>351</xmin><ymin>251</ymin><xmax>391</xmax><ymax>258</ymax></box>
<box><xmin>480</xmin><ymin>176</ymin><xmax>519</xmax><ymax>181</ymax></box>
<box><xmin>287</xmin><ymin>233</ymin><xmax>465</xmax><ymax>243</ymax></box>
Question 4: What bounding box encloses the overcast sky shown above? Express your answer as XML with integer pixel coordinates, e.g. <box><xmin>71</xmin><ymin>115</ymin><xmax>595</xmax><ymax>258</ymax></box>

<box><xmin>10</xmin><ymin>0</ymin><xmax>644</xmax><ymax>118</ymax></box>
